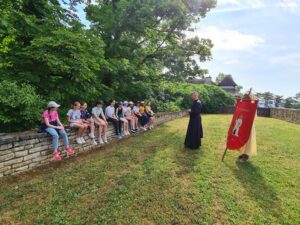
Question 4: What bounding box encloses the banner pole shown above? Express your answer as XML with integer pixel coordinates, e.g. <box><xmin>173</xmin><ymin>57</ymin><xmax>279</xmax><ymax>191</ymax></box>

<box><xmin>248</xmin><ymin>88</ymin><xmax>253</xmax><ymax>96</ymax></box>
<box><xmin>221</xmin><ymin>147</ymin><xmax>228</xmax><ymax>162</ymax></box>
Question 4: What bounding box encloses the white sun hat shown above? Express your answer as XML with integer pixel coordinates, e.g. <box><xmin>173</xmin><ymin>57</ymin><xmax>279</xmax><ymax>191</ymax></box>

<box><xmin>47</xmin><ymin>101</ymin><xmax>60</xmax><ymax>108</ymax></box>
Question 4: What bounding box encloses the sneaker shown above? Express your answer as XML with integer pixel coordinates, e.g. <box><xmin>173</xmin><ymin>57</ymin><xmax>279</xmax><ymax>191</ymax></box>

<box><xmin>127</xmin><ymin>131</ymin><xmax>131</xmax><ymax>135</ymax></box>
<box><xmin>81</xmin><ymin>137</ymin><xmax>86</xmax><ymax>143</ymax></box>
<box><xmin>99</xmin><ymin>137</ymin><xmax>104</xmax><ymax>144</ymax></box>
<box><xmin>89</xmin><ymin>133</ymin><xmax>95</xmax><ymax>139</ymax></box>
<box><xmin>143</xmin><ymin>127</ymin><xmax>147</xmax><ymax>131</ymax></box>
<box><xmin>76</xmin><ymin>137</ymin><xmax>82</xmax><ymax>144</ymax></box>
<box><xmin>103</xmin><ymin>136</ymin><xmax>108</xmax><ymax>143</ymax></box>
<box><xmin>53</xmin><ymin>152</ymin><xmax>62</xmax><ymax>161</ymax></box>
<box><xmin>117</xmin><ymin>135</ymin><xmax>122</xmax><ymax>139</ymax></box>
<box><xmin>65</xmin><ymin>146</ymin><xmax>75</xmax><ymax>155</ymax></box>
<box><xmin>91</xmin><ymin>139</ymin><xmax>97</xmax><ymax>145</ymax></box>
<box><xmin>131</xmin><ymin>129</ymin><xmax>136</xmax><ymax>133</ymax></box>
<box><xmin>150</xmin><ymin>125</ymin><xmax>154</xmax><ymax>129</ymax></box>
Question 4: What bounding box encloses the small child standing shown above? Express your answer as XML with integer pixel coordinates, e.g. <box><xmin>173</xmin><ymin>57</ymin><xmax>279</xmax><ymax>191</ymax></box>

<box><xmin>80</xmin><ymin>102</ymin><xmax>97</xmax><ymax>145</ymax></box>
<box><xmin>67</xmin><ymin>101</ymin><xmax>87</xmax><ymax>144</ymax></box>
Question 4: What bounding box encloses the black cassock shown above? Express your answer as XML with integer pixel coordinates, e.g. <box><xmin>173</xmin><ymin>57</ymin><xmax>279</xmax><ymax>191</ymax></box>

<box><xmin>184</xmin><ymin>99</ymin><xmax>203</xmax><ymax>149</ymax></box>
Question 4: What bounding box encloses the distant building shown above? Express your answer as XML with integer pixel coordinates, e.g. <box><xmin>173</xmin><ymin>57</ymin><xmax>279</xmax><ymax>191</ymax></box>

<box><xmin>218</xmin><ymin>75</ymin><xmax>238</xmax><ymax>95</ymax></box>
<box><xmin>187</xmin><ymin>76</ymin><xmax>215</xmax><ymax>85</ymax></box>
<box><xmin>187</xmin><ymin>75</ymin><xmax>239</xmax><ymax>96</ymax></box>
<box><xmin>258</xmin><ymin>98</ymin><xmax>276</xmax><ymax>108</ymax></box>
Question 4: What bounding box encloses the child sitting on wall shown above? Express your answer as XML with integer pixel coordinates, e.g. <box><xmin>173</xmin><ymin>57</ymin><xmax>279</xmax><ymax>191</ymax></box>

<box><xmin>41</xmin><ymin>101</ymin><xmax>74</xmax><ymax>161</ymax></box>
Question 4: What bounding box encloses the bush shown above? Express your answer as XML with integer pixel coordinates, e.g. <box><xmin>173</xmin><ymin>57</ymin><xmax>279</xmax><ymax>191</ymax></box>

<box><xmin>0</xmin><ymin>80</ymin><xmax>45</xmax><ymax>132</ymax></box>
<box><xmin>154</xmin><ymin>82</ymin><xmax>235</xmax><ymax>113</ymax></box>
<box><xmin>156</xmin><ymin>101</ymin><xmax>181</xmax><ymax>112</ymax></box>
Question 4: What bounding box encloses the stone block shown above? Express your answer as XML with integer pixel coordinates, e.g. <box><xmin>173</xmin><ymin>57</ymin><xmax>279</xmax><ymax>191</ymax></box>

<box><xmin>0</xmin><ymin>143</ymin><xmax>13</xmax><ymax>151</ymax></box>
<box><xmin>15</xmin><ymin>165</ymin><xmax>29</xmax><ymax>172</ymax></box>
<box><xmin>15</xmin><ymin>150</ymin><xmax>28</xmax><ymax>158</ymax></box>
<box><xmin>23</xmin><ymin>152</ymin><xmax>40</xmax><ymax>161</ymax></box>
<box><xmin>12</xmin><ymin>160</ymin><xmax>32</xmax><ymax>169</ymax></box>
<box><xmin>32</xmin><ymin>155</ymin><xmax>49</xmax><ymax>162</ymax></box>
<box><xmin>29</xmin><ymin>145</ymin><xmax>49</xmax><ymax>154</ymax></box>
<box><xmin>3</xmin><ymin>157</ymin><xmax>23</xmax><ymax>166</ymax></box>
<box><xmin>12</xmin><ymin>146</ymin><xmax>25</xmax><ymax>152</ymax></box>
<box><xmin>0</xmin><ymin>153</ymin><xmax>15</xmax><ymax>162</ymax></box>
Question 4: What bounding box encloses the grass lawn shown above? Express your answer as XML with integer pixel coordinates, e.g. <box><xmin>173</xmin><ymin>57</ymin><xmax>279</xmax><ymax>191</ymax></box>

<box><xmin>0</xmin><ymin>115</ymin><xmax>299</xmax><ymax>225</ymax></box>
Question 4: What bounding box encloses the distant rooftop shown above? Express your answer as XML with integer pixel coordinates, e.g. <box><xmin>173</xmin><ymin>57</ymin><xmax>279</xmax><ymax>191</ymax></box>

<box><xmin>218</xmin><ymin>75</ymin><xmax>237</xmax><ymax>87</ymax></box>
<box><xmin>188</xmin><ymin>76</ymin><xmax>214</xmax><ymax>85</ymax></box>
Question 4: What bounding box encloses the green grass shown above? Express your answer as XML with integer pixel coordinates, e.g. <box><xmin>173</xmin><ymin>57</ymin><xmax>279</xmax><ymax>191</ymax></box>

<box><xmin>0</xmin><ymin>115</ymin><xmax>299</xmax><ymax>225</ymax></box>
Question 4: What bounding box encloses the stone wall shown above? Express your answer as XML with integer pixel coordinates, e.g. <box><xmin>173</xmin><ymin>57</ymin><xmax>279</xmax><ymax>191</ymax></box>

<box><xmin>217</xmin><ymin>106</ymin><xmax>300</xmax><ymax>124</ymax></box>
<box><xmin>270</xmin><ymin>108</ymin><xmax>300</xmax><ymax>124</ymax></box>
<box><xmin>0</xmin><ymin>111</ymin><xmax>188</xmax><ymax>178</ymax></box>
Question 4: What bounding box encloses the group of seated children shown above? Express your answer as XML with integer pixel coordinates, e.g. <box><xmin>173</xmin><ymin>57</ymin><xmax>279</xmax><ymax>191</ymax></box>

<box><xmin>41</xmin><ymin>100</ymin><xmax>155</xmax><ymax>160</ymax></box>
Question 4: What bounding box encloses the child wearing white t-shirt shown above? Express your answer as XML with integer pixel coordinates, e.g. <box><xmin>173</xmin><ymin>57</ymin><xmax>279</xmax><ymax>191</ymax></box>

<box><xmin>67</xmin><ymin>101</ymin><xmax>87</xmax><ymax>144</ymax></box>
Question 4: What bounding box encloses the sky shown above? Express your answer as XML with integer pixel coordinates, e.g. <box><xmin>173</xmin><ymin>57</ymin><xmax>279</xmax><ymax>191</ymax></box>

<box><xmin>189</xmin><ymin>0</ymin><xmax>300</xmax><ymax>97</ymax></box>
<box><xmin>76</xmin><ymin>0</ymin><xmax>300</xmax><ymax>97</ymax></box>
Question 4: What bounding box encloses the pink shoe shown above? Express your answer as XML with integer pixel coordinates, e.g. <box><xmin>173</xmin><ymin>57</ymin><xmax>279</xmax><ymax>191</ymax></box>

<box><xmin>65</xmin><ymin>146</ymin><xmax>75</xmax><ymax>155</ymax></box>
<box><xmin>53</xmin><ymin>152</ymin><xmax>61</xmax><ymax>161</ymax></box>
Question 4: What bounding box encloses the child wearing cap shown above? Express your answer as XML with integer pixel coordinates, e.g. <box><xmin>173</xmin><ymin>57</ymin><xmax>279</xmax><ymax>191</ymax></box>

<box><xmin>41</xmin><ymin>101</ymin><xmax>74</xmax><ymax>161</ymax></box>
<box><xmin>67</xmin><ymin>101</ymin><xmax>87</xmax><ymax>144</ymax></box>
<box><xmin>80</xmin><ymin>102</ymin><xmax>97</xmax><ymax>145</ymax></box>
<box><xmin>105</xmin><ymin>100</ymin><xmax>122</xmax><ymax>139</ymax></box>
<box><xmin>116</xmin><ymin>102</ymin><xmax>130</xmax><ymax>136</ymax></box>
<box><xmin>92</xmin><ymin>100</ymin><xmax>108</xmax><ymax>144</ymax></box>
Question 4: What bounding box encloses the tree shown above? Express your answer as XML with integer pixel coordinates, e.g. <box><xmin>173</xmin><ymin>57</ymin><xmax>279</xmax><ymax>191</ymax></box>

<box><xmin>255</xmin><ymin>92</ymin><xmax>274</xmax><ymax>101</ymax></box>
<box><xmin>0</xmin><ymin>0</ymin><xmax>218</xmax><ymax>131</ymax></box>
<box><xmin>285</xmin><ymin>97</ymin><xmax>296</xmax><ymax>108</ymax></box>
<box><xmin>215</xmin><ymin>73</ymin><xmax>232</xmax><ymax>84</ymax></box>
<box><xmin>0</xmin><ymin>0</ymin><xmax>107</xmax><ymax>105</ymax></box>
<box><xmin>85</xmin><ymin>0</ymin><xmax>216</xmax><ymax>95</ymax></box>
<box><xmin>275</xmin><ymin>95</ymin><xmax>284</xmax><ymax>107</ymax></box>
<box><xmin>295</xmin><ymin>92</ymin><xmax>300</xmax><ymax>102</ymax></box>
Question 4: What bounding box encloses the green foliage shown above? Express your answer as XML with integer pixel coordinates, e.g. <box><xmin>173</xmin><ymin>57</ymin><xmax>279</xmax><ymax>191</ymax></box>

<box><xmin>0</xmin><ymin>0</ymin><xmax>217</xmax><ymax>131</ymax></box>
<box><xmin>154</xmin><ymin>82</ymin><xmax>235</xmax><ymax>113</ymax></box>
<box><xmin>156</xmin><ymin>101</ymin><xmax>181</xmax><ymax>112</ymax></box>
<box><xmin>0</xmin><ymin>80</ymin><xmax>44</xmax><ymax>132</ymax></box>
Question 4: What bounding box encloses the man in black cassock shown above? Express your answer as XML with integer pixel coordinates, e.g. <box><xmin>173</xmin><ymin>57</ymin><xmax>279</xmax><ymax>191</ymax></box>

<box><xmin>184</xmin><ymin>91</ymin><xmax>203</xmax><ymax>149</ymax></box>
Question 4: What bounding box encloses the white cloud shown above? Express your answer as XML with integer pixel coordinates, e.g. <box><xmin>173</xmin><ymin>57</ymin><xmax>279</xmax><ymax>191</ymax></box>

<box><xmin>270</xmin><ymin>53</ymin><xmax>300</xmax><ymax>72</ymax></box>
<box><xmin>213</xmin><ymin>0</ymin><xmax>265</xmax><ymax>13</ymax></box>
<box><xmin>224</xmin><ymin>59</ymin><xmax>239</xmax><ymax>65</ymax></box>
<box><xmin>188</xmin><ymin>26</ymin><xmax>265</xmax><ymax>51</ymax></box>
<box><xmin>276</xmin><ymin>0</ymin><xmax>300</xmax><ymax>13</ymax></box>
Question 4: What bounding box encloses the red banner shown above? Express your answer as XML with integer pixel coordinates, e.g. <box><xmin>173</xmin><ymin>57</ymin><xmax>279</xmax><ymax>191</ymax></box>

<box><xmin>226</xmin><ymin>99</ymin><xmax>258</xmax><ymax>150</ymax></box>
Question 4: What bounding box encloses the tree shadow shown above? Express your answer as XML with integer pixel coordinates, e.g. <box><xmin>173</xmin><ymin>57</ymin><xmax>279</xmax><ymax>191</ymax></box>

<box><xmin>226</xmin><ymin>161</ymin><xmax>284</xmax><ymax>223</ymax></box>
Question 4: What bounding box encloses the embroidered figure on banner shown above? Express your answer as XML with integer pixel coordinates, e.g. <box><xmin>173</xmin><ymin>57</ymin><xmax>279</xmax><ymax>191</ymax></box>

<box><xmin>233</xmin><ymin>115</ymin><xmax>243</xmax><ymax>137</ymax></box>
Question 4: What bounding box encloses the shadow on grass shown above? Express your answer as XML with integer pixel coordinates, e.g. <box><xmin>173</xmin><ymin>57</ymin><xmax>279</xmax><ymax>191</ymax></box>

<box><xmin>171</xmin><ymin>131</ymin><xmax>204</xmax><ymax>176</ymax></box>
<box><xmin>227</xmin><ymin>162</ymin><xmax>284</xmax><ymax>223</ymax></box>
